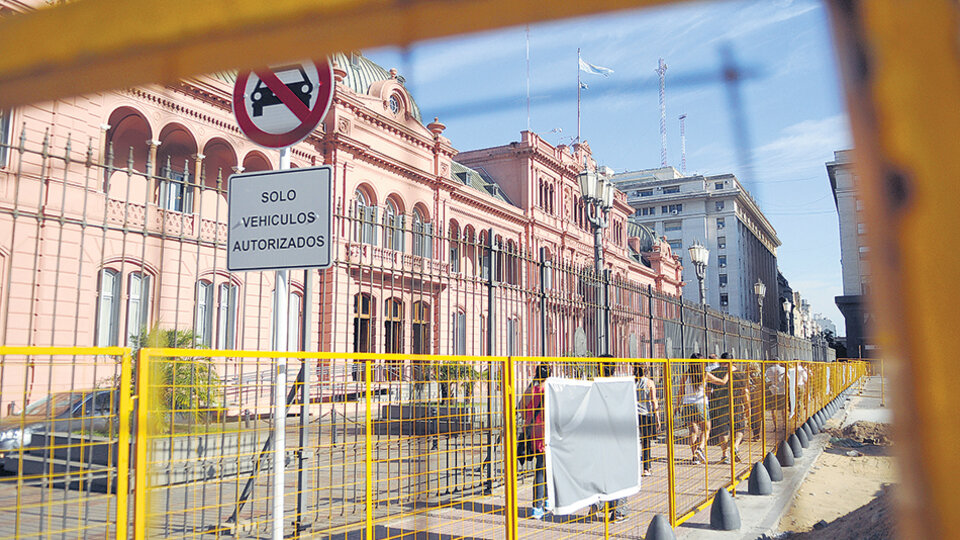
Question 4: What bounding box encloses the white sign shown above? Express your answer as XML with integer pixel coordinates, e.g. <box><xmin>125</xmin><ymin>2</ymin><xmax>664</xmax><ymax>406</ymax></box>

<box><xmin>227</xmin><ymin>166</ymin><xmax>333</xmax><ymax>272</ymax></box>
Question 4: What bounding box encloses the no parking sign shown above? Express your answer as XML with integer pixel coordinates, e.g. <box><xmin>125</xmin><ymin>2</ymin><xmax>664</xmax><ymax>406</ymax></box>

<box><xmin>232</xmin><ymin>59</ymin><xmax>334</xmax><ymax>148</ymax></box>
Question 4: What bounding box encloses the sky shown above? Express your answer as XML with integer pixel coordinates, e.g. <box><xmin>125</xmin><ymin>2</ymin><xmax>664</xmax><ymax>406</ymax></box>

<box><xmin>365</xmin><ymin>0</ymin><xmax>851</xmax><ymax>328</ymax></box>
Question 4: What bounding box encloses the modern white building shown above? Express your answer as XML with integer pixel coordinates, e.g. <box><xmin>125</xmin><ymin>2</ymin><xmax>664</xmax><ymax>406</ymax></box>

<box><xmin>827</xmin><ymin>149</ymin><xmax>872</xmax><ymax>356</ymax></box>
<box><xmin>612</xmin><ymin>166</ymin><xmax>781</xmax><ymax>327</ymax></box>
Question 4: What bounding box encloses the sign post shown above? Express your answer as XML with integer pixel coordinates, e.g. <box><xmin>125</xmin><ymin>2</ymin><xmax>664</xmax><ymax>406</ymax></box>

<box><xmin>232</xmin><ymin>59</ymin><xmax>334</xmax><ymax>540</ymax></box>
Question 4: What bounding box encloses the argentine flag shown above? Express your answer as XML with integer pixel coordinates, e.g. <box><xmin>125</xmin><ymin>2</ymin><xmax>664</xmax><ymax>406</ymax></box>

<box><xmin>579</xmin><ymin>58</ymin><xmax>614</xmax><ymax>77</ymax></box>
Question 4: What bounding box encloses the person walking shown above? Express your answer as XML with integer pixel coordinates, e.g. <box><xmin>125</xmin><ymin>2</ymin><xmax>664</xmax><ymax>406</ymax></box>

<box><xmin>635</xmin><ymin>364</ymin><xmax>661</xmax><ymax>476</ymax></box>
<box><xmin>521</xmin><ymin>363</ymin><xmax>549</xmax><ymax>520</ymax></box>
<box><xmin>680</xmin><ymin>354</ymin><xmax>728</xmax><ymax>464</ymax></box>
<box><xmin>765</xmin><ymin>360</ymin><xmax>787</xmax><ymax>433</ymax></box>
<box><xmin>719</xmin><ymin>360</ymin><xmax>750</xmax><ymax>463</ymax></box>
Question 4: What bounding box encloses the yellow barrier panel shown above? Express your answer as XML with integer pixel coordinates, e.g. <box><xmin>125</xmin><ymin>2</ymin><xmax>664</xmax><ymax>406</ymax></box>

<box><xmin>0</xmin><ymin>347</ymin><xmax>869</xmax><ymax>539</ymax></box>
<box><xmin>0</xmin><ymin>345</ymin><xmax>131</xmax><ymax>540</ymax></box>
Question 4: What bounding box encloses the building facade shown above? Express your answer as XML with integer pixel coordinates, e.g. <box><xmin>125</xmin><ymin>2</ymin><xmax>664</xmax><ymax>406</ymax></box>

<box><xmin>611</xmin><ymin>166</ymin><xmax>781</xmax><ymax>329</ymax></box>
<box><xmin>827</xmin><ymin>149</ymin><xmax>871</xmax><ymax>356</ymax></box>
<box><xmin>0</xmin><ymin>47</ymin><xmax>690</xmax><ymax>402</ymax></box>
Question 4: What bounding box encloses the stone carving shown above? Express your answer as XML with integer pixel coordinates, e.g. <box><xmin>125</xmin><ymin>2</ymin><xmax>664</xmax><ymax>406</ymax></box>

<box><xmin>338</xmin><ymin>118</ymin><xmax>351</xmax><ymax>135</ymax></box>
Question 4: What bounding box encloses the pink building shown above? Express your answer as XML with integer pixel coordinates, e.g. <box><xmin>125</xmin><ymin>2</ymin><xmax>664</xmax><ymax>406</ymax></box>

<box><xmin>0</xmin><ymin>51</ymin><xmax>682</xmax><ymax>403</ymax></box>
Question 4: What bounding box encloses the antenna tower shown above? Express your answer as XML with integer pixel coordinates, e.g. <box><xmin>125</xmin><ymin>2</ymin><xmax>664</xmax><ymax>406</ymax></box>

<box><xmin>679</xmin><ymin>114</ymin><xmax>687</xmax><ymax>174</ymax></box>
<box><xmin>656</xmin><ymin>58</ymin><xmax>668</xmax><ymax>167</ymax></box>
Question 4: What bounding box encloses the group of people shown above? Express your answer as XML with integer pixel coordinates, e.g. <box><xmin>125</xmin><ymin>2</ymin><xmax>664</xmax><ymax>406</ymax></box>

<box><xmin>518</xmin><ymin>355</ymin><xmax>788</xmax><ymax>522</ymax></box>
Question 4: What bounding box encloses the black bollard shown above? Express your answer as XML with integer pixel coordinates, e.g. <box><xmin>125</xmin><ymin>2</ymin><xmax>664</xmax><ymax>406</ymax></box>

<box><xmin>748</xmin><ymin>461</ymin><xmax>772</xmax><ymax>495</ymax></box>
<box><xmin>777</xmin><ymin>440</ymin><xmax>795</xmax><ymax>467</ymax></box>
<box><xmin>796</xmin><ymin>427</ymin><xmax>809</xmax><ymax>449</ymax></box>
<box><xmin>788</xmin><ymin>433</ymin><xmax>804</xmax><ymax>458</ymax></box>
<box><xmin>764</xmin><ymin>451</ymin><xmax>784</xmax><ymax>481</ymax></box>
<box><xmin>644</xmin><ymin>514</ymin><xmax>676</xmax><ymax>540</ymax></box>
<box><xmin>709</xmin><ymin>488</ymin><xmax>741</xmax><ymax>531</ymax></box>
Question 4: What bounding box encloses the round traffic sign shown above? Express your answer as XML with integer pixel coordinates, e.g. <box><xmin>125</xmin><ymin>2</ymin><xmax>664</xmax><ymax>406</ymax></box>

<box><xmin>233</xmin><ymin>59</ymin><xmax>334</xmax><ymax>149</ymax></box>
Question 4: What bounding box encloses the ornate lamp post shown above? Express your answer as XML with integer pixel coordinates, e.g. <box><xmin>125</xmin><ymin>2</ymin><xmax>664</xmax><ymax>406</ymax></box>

<box><xmin>687</xmin><ymin>241</ymin><xmax>709</xmax><ymax>304</ymax></box>
<box><xmin>783</xmin><ymin>298</ymin><xmax>793</xmax><ymax>335</ymax></box>
<box><xmin>755</xmin><ymin>278</ymin><xmax>767</xmax><ymax>358</ymax></box>
<box><xmin>754</xmin><ymin>279</ymin><xmax>766</xmax><ymax>324</ymax></box>
<box><xmin>578</xmin><ymin>164</ymin><xmax>615</xmax><ymax>356</ymax></box>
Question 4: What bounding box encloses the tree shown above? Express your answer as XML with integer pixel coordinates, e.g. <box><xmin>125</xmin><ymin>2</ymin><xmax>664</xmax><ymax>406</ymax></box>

<box><xmin>130</xmin><ymin>325</ymin><xmax>223</xmax><ymax>426</ymax></box>
<box><xmin>821</xmin><ymin>329</ymin><xmax>848</xmax><ymax>358</ymax></box>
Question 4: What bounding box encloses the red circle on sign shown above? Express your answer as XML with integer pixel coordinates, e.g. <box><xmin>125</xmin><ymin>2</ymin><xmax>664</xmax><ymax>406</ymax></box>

<box><xmin>233</xmin><ymin>59</ymin><xmax>334</xmax><ymax>149</ymax></box>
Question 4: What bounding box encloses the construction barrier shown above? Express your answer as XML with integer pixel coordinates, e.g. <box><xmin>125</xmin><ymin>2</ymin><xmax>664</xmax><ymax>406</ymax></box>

<box><xmin>0</xmin><ymin>346</ymin><xmax>868</xmax><ymax>539</ymax></box>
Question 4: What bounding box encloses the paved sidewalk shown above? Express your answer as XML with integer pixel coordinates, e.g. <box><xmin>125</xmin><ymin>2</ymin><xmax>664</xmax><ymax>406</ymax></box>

<box><xmin>675</xmin><ymin>375</ymin><xmax>888</xmax><ymax>540</ymax></box>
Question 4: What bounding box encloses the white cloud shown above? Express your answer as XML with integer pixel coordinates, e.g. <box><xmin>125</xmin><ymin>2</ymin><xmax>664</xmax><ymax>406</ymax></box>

<box><xmin>709</xmin><ymin>1</ymin><xmax>819</xmax><ymax>44</ymax></box>
<box><xmin>754</xmin><ymin>114</ymin><xmax>851</xmax><ymax>179</ymax></box>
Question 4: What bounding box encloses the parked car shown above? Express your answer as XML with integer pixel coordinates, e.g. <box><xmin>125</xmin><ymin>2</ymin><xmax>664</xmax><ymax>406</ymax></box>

<box><xmin>0</xmin><ymin>389</ymin><xmax>117</xmax><ymax>451</ymax></box>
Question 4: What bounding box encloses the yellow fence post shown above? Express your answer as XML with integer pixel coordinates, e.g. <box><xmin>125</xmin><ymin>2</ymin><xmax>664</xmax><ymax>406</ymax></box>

<box><xmin>727</xmin><ymin>360</ymin><xmax>735</xmax><ymax>494</ymax></box>
<box><xmin>880</xmin><ymin>358</ymin><xmax>885</xmax><ymax>406</ymax></box>
<box><xmin>133</xmin><ymin>349</ymin><xmax>150</xmax><ymax>540</ymax></box>
<box><xmin>760</xmin><ymin>361</ymin><xmax>766</xmax><ymax>456</ymax></box>
<box><xmin>116</xmin><ymin>350</ymin><xmax>132</xmax><ymax>540</ymax></box>
<box><xmin>365</xmin><ymin>360</ymin><xmax>374</xmax><ymax>539</ymax></box>
<box><xmin>501</xmin><ymin>358</ymin><xmax>518</xmax><ymax>540</ymax></box>
<box><xmin>663</xmin><ymin>359</ymin><xmax>677</xmax><ymax>526</ymax></box>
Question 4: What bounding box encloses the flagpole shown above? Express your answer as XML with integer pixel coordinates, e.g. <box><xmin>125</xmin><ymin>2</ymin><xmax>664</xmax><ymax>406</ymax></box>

<box><xmin>577</xmin><ymin>47</ymin><xmax>581</xmax><ymax>144</ymax></box>
<box><xmin>526</xmin><ymin>25</ymin><xmax>531</xmax><ymax>133</ymax></box>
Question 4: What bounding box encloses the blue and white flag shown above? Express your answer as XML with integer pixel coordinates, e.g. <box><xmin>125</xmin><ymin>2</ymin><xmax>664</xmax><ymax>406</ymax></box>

<box><xmin>579</xmin><ymin>58</ymin><xmax>614</xmax><ymax>77</ymax></box>
<box><xmin>579</xmin><ymin>81</ymin><xmax>589</xmax><ymax>90</ymax></box>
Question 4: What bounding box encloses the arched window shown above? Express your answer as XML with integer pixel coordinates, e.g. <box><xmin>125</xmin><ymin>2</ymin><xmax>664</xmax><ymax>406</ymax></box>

<box><xmin>383</xmin><ymin>198</ymin><xmax>404</xmax><ymax>251</ymax></box>
<box><xmin>195</xmin><ymin>280</ymin><xmax>214</xmax><ymax>347</ymax></box>
<box><xmin>216</xmin><ymin>282</ymin><xmax>238</xmax><ymax>349</ymax></box>
<box><xmin>412</xmin><ymin>301</ymin><xmax>430</xmax><ymax>355</ymax></box>
<box><xmin>449</xmin><ymin>222</ymin><xmax>460</xmax><ymax>273</ymax></box>
<box><xmin>126</xmin><ymin>272</ymin><xmax>151</xmax><ymax>346</ymax></box>
<box><xmin>384</xmin><ymin>298</ymin><xmax>404</xmax><ymax>380</ymax></box>
<box><xmin>412</xmin><ymin>207</ymin><xmax>433</xmax><ymax>258</ymax></box>
<box><xmin>479</xmin><ymin>230</ymin><xmax>490</xmax><ymax>279</ymax></box>
<box><xmin>354</xmin><ymin>188</ymin><xmax>377</xmax><ymax>245</ymax></box>
<box><xmin>288</xmin><ymin>290</ymin><xmax>303</xmax><ymax>352</ymax></box>
<box><xmin>507</xmin><ymin>317</ymin><xmax>520</xmax><ymax>356</ymax></box>
<box><xmin>451</xmin><ymin>308</ymin><xmax>466</xmax><ymax>356</ymax></box>
<box><xmin>96</xmin><ymin>269</ymin><xmax>121</xmax><ymax>346</ymax></box>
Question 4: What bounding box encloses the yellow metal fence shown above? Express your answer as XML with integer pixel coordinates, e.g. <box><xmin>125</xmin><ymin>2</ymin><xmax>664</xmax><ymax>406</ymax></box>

<box><xmin>0</xmin><ymin>346</ymin><xmax>867</xmax><ymax>539</ymax></box>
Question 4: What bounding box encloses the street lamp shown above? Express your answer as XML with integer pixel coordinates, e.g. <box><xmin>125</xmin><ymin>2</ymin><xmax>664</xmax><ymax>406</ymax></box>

<box><xmin>687</xmin><ymin>241</ymin><xmax>709</xmax><ymax>304</ymax></box>
<box><xmin>754</xmin><ymin>278</ymin><xmax>766</xmax><ymax>324</ymax></box>
<box><xmin>782</xmin><ymin>298</ymin><xmax>793</xmax><ymax>335</ymax></box>
<box><xmin>578</xmin><ymin>163</ymin><xmax>615</xmax><ymax>356</ymax></box>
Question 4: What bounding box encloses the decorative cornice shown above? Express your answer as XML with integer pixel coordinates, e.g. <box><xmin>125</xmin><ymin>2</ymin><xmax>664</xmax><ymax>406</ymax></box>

<box><xmin>125</xmin><ymin>87</ymin><xmax>243</xmax><ymax>137</ymax></box>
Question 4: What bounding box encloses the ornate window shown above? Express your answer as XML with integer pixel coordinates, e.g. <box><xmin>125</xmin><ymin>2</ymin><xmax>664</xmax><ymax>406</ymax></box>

<box><xmin>354</xmin><ymin>188</ymin><xmax>377</xmax><ymax>245</ymax></box>
<box><xmin>412</xmin><ymin>207</ymin><xmax>433</xmax><ymax>258</ymax></box>
<box><xmin>96</xmin><ymin>269</ymin><xmax>121</xmax><ymax>346</ymax></box>
<box><xmin>383</xmin><ymin>198</ymin><xmax>404</xmax><ymax>251</ymax></box>
<box><xmin>449</xmin><ymin>222</ymin><xmax>460</xmax><ymax>273</ymax></box>
<box><xmin>195</xmin><ymin>280</ymin><xmax>214</xmax><ymax>347</ymax></box>
<box><xmin>216</xmin><ymin>283</ymin><xmax>238</xmax><ymax>349</ymax></box>
<box><xmin>451</xmin><ymin>309</ymin><xmax>466</xmax><ymax>355</ymax></box>
<box><xmin>126</xmin><ymin>272</ymin><xmax>151</xmax><ymax>346</ymax></box>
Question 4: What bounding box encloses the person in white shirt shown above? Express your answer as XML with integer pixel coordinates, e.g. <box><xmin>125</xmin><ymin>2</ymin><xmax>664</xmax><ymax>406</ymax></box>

<box><xmin>634</xmin><ymin>365</ymin><xmax>661</xmax><ymax>476</ymax></box>
<box><xmin>680</xmin><ymin>353</ymin><xmax>728</xmax><ymax>464</ymax></box>
<box><xmin>765</xmin><ymin>361</ymin><xmax>787</xmax><ymax>432</ymax></box>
